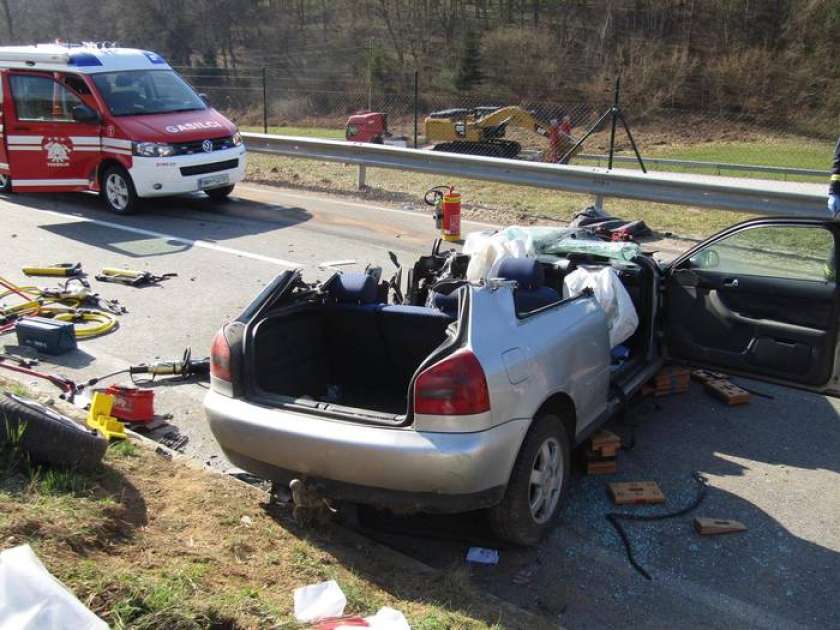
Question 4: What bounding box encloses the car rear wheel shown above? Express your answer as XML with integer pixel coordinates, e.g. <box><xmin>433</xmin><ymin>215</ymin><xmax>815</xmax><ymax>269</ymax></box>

<box><xmin>205</xmin><ymin>185</ymin><xmax>235</xmax><ymax>201</ymax></box>
<box><xmin>101</xmin><ymin>165</ymin><xmax>139</xmax><ymax>215</ymax></box>
<box><xmin>0</xmin><ymin>174</ymin><xmax>11</xmax><ymax>193</ymax></box>
<box><xmin>488</xmin><ymin>412</ymin><xmax>571</xmax><ymax>546</ymax></box>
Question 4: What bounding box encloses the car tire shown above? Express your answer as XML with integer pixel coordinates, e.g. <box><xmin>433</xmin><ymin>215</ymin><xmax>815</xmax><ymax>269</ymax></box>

<box><xmin>488</xmin><ymin>412</ymin><xmax>571</xmax><ymax>546</ymax></box>
<box><xmin>101</xmin><ymin>165</ymin><xmax>139</xmax><ymax>215</ymax></box>
<box><xmin>0</xmin><ymin>393</ymin><xmax>107</xmax><ymax>471</ymax></box>
<box><xmin>205</xmin><ymin>185</ymin><xmax>235</xmax><ymax>201</ymax></box>
<box><xmin>0</xmin><ymin>174</ymin><xmax>12</xmax><ymax>193</ymax></box>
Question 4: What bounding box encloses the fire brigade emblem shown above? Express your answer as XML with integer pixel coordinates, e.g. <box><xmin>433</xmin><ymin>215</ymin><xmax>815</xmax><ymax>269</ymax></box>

<box><xmin>43</xmin><ymin>137</ymin><xmax>72</xmax><ymax>167</ymax></box>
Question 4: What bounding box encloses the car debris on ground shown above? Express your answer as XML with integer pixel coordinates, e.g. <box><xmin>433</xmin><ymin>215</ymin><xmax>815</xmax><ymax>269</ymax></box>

<box><xmin>466</xmin><ymin>547</ymin><xmax>501</xmax><ymax>565</ymax></box>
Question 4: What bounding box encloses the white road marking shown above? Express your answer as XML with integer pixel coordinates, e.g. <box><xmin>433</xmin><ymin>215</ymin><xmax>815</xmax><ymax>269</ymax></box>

<box><xmin>2</xmin><ymin>201</ymin><xmax>304</xmax><ymax>269</ymax></box>
<box><xmin>236</xmin><ymin>184</ymin><xmax>501</xmax><ymax>229</ymax></box>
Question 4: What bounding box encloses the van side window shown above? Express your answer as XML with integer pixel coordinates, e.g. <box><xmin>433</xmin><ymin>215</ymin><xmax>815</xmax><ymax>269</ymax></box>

<box><xmin>62</xmin><ymin>74</ymin><xmax>91</xmax><ymax>96</ymax></box>
<box><xmin>9</xmin><ymin>74</ymin><xmax>83</xmax><ymax>122</ymax></box>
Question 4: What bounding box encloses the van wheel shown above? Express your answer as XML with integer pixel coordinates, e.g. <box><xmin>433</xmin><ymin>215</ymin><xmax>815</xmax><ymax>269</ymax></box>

<box><xmin>205</xmin><ymin>185</ymin><xmax>235</xmax><ymax>201</ymax></box>
<box><xmin>0</xmin><ymin>174</ymin><xmax>11</xmax><ymax>193</ymax></box>
<box><xmin>101</xmin><ymin>165</ymin><xmax>139</xmax><ymax>215</ymax></box>
<box><xmin>488</xmin><ymin>412</ymin><xmax>571</xmax><ymax>546</ymax></box>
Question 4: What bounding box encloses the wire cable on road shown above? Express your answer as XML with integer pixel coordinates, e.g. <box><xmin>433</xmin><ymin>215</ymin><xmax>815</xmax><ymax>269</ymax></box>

<box><xmin>606</xmin><ymin>472</ymin><xmax>709</xmax><ymax>580</ymax></box>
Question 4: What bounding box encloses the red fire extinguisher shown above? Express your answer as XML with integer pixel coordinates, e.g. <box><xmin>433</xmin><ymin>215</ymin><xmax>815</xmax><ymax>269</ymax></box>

<box><xmin>424</xmin><ymin>185</ymin><xmax>461</xmax><ymax>242</ymax></box>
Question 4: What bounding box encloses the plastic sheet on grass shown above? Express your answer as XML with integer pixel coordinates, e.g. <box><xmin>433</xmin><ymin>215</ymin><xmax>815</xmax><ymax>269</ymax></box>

<box><xmin>0</xmin><ymin>544</ymin><xmax>107</xmax><ymax>630</ymax></box>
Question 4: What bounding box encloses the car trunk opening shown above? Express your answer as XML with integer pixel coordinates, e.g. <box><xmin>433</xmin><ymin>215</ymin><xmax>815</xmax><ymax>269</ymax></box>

<box><xmin>248</xmin><ymin>302</ymin><xmax>457</xmax><ymax>421</ymax></box>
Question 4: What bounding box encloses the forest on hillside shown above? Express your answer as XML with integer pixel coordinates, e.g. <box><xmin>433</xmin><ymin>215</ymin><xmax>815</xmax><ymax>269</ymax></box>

<box><xmin>1</xmin><ymin>1</ymin><xmax>839</xmax><ymax>135</ymax></box>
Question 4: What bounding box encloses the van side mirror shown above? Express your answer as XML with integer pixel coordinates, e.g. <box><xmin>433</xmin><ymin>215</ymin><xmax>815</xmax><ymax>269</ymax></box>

<box><xmin>198</xmin><ymin>92</ymin><xmax>210</xmax><ymax>105</ymax></box>
<box><xmin>72</xmin><ymin>105</ymin><xmax>100</xmax><ymax>124</ymax></box>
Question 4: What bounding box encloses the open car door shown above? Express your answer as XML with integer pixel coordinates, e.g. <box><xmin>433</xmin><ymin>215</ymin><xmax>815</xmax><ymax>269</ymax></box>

<box><xmin>664</xmin><ymin>217</ymin><xmax>840</xmax><ymax>396</ymax></box>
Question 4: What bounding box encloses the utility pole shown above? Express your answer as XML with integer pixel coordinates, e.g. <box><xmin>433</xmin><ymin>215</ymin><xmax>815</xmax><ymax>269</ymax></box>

<box><xmin>262</xmin><ymin>67</ymin><xmax>268</xmax><ymax>134</ymax></box>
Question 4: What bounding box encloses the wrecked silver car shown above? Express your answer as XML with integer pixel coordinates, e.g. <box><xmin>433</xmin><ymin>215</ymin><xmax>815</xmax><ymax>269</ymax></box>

<box><xmin>205</xmin><ymin>217</ymin><xmax>840</xmax><ymax>545</ymax></box>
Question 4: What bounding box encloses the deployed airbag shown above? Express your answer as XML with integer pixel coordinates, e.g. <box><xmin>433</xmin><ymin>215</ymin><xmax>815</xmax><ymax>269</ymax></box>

<box><xmin>563</xmin><ymin>267</ymin><xmax>639</xmax><ymax>348</ymax></box>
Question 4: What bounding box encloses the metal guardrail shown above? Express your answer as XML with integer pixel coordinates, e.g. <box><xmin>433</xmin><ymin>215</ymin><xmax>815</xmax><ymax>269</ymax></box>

<box><xmin>243</xmin><ymin>133</ymin><xmax>827</xmax><ymax>217</ymax></box>
<box><xmin>577</xmin><ymin>153</ymin><xmax>826</xmax><ymax>179</ymax></box>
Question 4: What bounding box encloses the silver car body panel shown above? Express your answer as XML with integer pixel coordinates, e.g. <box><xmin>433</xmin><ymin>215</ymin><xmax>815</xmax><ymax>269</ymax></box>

<box><xmin>205</xmin><ymin>389</ymin><xmax>529</xmax><ymax>495</ymax></box>
<box><xmin>206</xmin><ymin>281</ymin><xmax>613</xmax><ymax>503</ymax></box>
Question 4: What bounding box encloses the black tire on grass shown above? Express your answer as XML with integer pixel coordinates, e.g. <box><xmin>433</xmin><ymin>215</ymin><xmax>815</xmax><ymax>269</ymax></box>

<box><xmin>0</xmin><ymin>393</ymin><xmax>107</xmax><ymax>471</ymax></box>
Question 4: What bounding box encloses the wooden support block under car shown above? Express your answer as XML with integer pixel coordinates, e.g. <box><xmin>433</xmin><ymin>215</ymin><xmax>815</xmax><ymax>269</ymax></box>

<box><xmin>694</xmin><ymin>517</ymin><xmax>747</xmax><ymax>535</ymax></box>
<box><xmin>609</xmin><ymin>481</ymin><xmax>666</xmax><ymax>505</ymax></box>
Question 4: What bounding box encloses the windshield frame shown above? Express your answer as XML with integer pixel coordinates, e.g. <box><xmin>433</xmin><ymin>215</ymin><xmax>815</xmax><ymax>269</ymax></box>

<box><xmin>90</xmin><ymin>69</ymin><xmax>207</xmax><ymax>118</ymax></box>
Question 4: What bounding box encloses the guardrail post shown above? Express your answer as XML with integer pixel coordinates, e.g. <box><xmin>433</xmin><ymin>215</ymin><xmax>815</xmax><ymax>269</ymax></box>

<box><xmin>593</xmin><ymin>195</ymin><xmax>604</xmax><ymax>211</ymax></box>
<box><xmin>358</xmin><ymin>165</ymin><xmax>367</xmax><ymax>190</ymax></box>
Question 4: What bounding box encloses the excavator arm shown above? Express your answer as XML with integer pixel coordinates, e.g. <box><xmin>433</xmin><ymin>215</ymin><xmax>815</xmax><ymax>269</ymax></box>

<box><xmin>474</xmin><ymin>106</ymin><xmax>550</xmax><ymax>138</ymax></box>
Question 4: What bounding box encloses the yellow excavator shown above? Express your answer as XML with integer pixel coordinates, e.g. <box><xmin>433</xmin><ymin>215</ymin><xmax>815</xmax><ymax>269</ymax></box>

<box><xmin>424</xmin><ymin>105</ymin><xmax>572</xmax><ymax>159</ymax></box>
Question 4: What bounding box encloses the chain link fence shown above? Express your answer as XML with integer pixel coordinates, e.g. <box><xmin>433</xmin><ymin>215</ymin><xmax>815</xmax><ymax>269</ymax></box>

<box><xmin>176</xmin><ymin>65</ymin><xmax>834</xmax><ymax>184</ymax></box>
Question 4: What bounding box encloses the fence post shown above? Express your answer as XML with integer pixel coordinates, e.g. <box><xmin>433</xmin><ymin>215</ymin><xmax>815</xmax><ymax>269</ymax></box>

<box><xmin>262</xmin><ymin>67</ymin><xmax>268</xmax><ymax>134</ymax></box>
<box><xmin>413</xmin><ymin>70</ymin><xmax>419</xmax><ymax>149</ymax></box>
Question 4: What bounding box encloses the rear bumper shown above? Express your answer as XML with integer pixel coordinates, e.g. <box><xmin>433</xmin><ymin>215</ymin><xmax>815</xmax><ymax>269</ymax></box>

<box><xmin>129</xmin><ymin>146</ymin><xmax>246</xmax><ymax>197</ymax></box>
<box><xmin>204</xmin><ymin>390</ymin><xmax>528</xmax><ymax>512</ymax></box>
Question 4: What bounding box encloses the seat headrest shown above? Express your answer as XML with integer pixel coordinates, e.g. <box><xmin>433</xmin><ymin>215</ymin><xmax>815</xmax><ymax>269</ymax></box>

<box><xmin>328</xmin><ymin>272</ymin><xmax>378</xmax><ymax>304</ymax></box>
<box><xmin>490</xmin><ymin>257</ymin><xmax>544</xmax><ymax>289</ymax></box>
<box><xmin>115</xmin><ymin>74</ymin><xmax>135</xmax><ymax>88</ymax></box>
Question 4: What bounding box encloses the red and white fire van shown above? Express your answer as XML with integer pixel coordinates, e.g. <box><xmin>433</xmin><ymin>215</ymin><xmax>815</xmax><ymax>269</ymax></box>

<box><xmin>0</xmin><ymin>43</ymin><xmax>246</xmax><ymax>214</ymax></box>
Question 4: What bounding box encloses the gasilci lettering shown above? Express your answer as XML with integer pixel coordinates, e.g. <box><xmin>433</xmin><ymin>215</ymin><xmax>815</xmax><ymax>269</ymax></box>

<box><xmin>164</xmin><ymin>121</ymin><xmax>224</xmax><ymax>133</ymax></box>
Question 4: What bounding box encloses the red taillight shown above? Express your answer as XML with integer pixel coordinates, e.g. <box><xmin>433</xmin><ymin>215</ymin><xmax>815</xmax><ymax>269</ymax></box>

<box><xmin>210</xmin><ymin>328</ymin><xmax>232</xmax><ymax>382</ymax></box>
<box><xmin>414</xmin><ymin>349</ymin><xmax>490</xmax><ymax>415</ymax></box>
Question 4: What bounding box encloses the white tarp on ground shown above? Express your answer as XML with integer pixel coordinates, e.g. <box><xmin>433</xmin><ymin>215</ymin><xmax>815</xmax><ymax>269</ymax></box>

<box><xmin>563</xmin><ymin>267</ymin><xmax>639</xmax><ymax>348</ymax></box>
<box><xmin>0</xmin><ymin>545</ymin><xmax>107</xmax><ymax>630</ymax></box>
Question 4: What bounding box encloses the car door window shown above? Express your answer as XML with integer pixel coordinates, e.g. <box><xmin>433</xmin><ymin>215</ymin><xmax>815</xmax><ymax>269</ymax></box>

<box><xmin>9</xmin><ymin>74</ymin><xmax>83</xmax><ymax>122</ymax></box>
<box><xmin>692</xmin><ymin>225</ymin><xmax>835</xmax><ymax>283</ymax></box>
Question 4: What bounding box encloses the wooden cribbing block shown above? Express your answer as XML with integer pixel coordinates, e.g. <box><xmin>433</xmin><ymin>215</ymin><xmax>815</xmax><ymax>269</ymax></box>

<box><xmin>608</xmin><ymin>481</ymin><xmax>665</xmax><ymax>505</ymax></box>
<box><xmin>691</xmin><ymin>369</ymin><xmax>729</xmax><ymax>385</ymax></box>
<box><xmin>643</xmin><ymin>366</ymin><xmax>691</xmax><ymax>397</ymax></box>
<box><xmin>586</xmin><ymin>459</ymin><xmax>617</xmax><ymax>475</ymax></box>
<box><xmin>704</xmin><ymin>379</ymin><xmax>750</xmax><ymax>406</ymax></box>
<box><xmin>694</xmin><ymin>517</ymin><xmax>747</xmax><ymax>535</ymax></box>
<box><xmin>591</xmin><ymin>430</ymin><xmax>621</xmax><ymax>454</ymax></box>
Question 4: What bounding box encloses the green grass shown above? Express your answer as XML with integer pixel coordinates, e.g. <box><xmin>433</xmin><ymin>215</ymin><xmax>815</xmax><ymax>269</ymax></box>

<box><xmin>7</xmin><ymin>382</ymin><xmax>31</xmax><ymax>397</ymax></box>
<box><xmin>109</xmin><ymin>440</ymin><xmax>140</xmax><ymax>458</ymax></box>
<box><xmin>581</xmin><ymin>138</ymin><xmax>833</xmax><ymax>183</ymax></box>
<box><xmin>30</xmin><ymin>467</ymin><xmax>91</xmax><ymax>496</ymax></box>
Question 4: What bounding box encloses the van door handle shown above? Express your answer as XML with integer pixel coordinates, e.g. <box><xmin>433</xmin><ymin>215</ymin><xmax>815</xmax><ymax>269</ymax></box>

<box><xmin>11</xmin><ymin>126</ymin><xmax>31</xmax><ymax>131</ymax></box>
<box><xmin>722</xmin><ymin>278</ymin><xmax>739</xmax><ymax>288</ymax></box>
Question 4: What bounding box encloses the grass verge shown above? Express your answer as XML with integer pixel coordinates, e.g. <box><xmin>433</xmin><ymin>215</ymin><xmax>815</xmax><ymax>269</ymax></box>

<box><xmin>0</xmin><ymin>378</ymin><xmax>537</xmax><ymax>629</ymax></box>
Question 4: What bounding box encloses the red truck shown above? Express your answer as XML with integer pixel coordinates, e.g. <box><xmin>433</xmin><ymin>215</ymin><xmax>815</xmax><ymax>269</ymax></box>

<box><xmin>345</xmin><ymin>111</ymin><xmax>407</xmax><ymax>146</ymax></box>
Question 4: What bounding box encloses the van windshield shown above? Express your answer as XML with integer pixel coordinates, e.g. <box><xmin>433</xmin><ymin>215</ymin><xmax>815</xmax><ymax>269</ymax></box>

<box><xmin>91</xmin><ymin>70</ymin><xmax>206</xmax><ymax>117</ymax></box>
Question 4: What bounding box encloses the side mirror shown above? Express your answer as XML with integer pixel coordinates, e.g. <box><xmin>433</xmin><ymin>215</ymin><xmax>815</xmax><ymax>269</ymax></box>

<box><xmin>198</xmin><ymin>92</ymin><xmax>210</xmax><ymax>105</ymax></box>
<box><xmin>72</xmin><ymin>104</ymin><xmax>100</xmax><ymax>124</ymax></box>
<box><xmin>689</xmin><ymin>248</ymin><xmax>720</xmax><ymax>269</ymax></box>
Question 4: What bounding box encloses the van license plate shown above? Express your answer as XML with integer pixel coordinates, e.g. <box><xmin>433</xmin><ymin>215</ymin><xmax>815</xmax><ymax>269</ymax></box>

<box><xmin>198</xmin><ymin>174</ymin><xmax>229</xmax><ymax>189</ymax></box>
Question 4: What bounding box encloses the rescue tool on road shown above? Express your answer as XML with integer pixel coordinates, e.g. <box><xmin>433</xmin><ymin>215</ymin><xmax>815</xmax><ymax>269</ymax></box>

<box><xmin>0</xmin><ymin>42</ymin><xmax>246</xmax><ymax>214</ymax></box>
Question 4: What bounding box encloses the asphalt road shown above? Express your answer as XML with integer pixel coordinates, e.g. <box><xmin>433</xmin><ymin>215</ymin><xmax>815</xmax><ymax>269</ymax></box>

<box><xmin>2</xmin><ymin>183</ymin><xmax>839</xmax><ymax>629</ymax></box>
